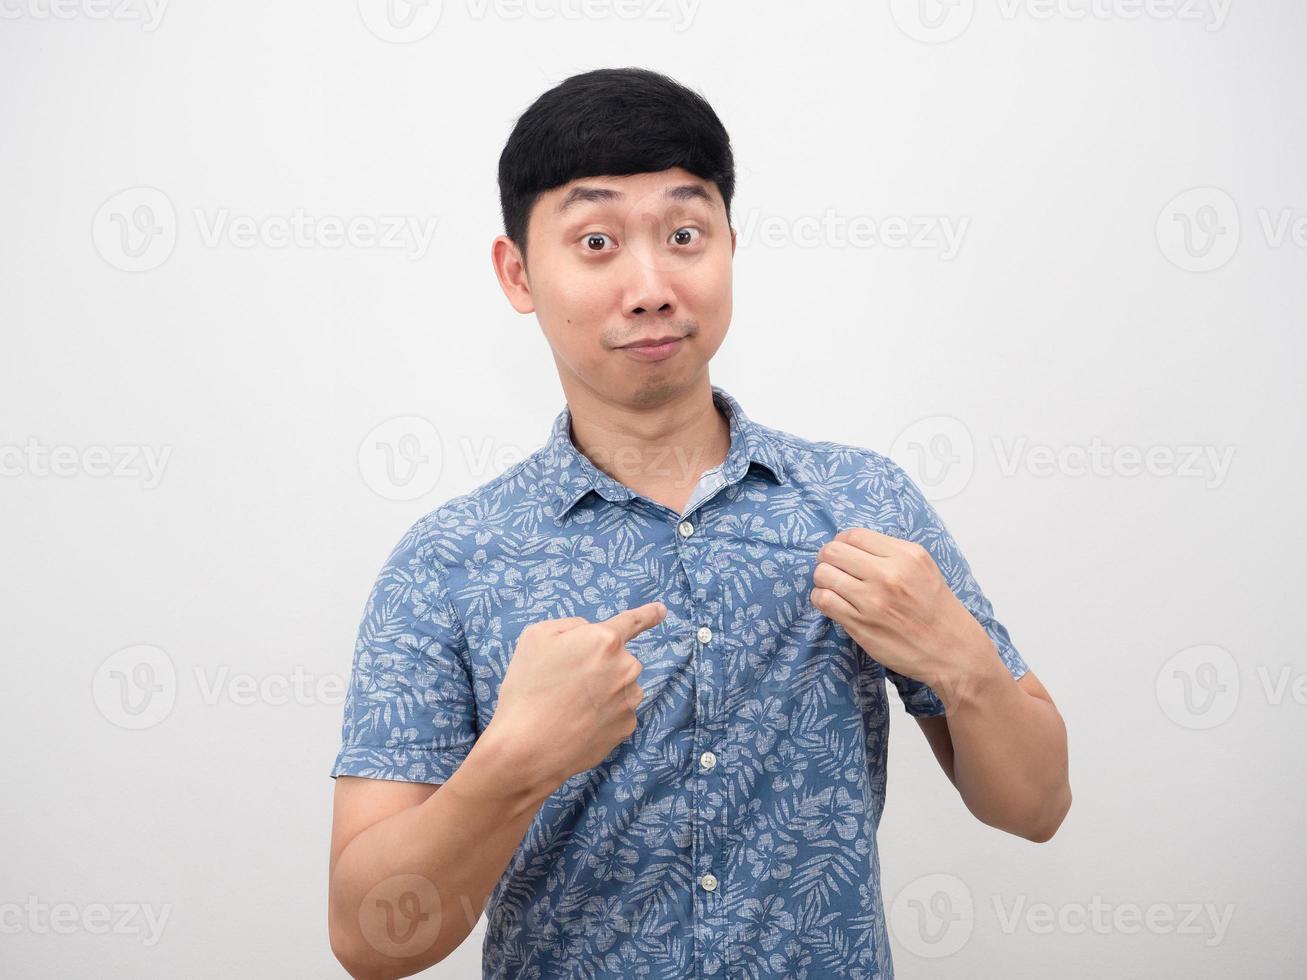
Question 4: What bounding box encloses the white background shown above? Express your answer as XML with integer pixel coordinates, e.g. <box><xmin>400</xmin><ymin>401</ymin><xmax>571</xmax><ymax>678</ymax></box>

<box><xmin>2</xmin><ymin>0</ymin><xmax>1303</xmax><ymax>976</ymax></box>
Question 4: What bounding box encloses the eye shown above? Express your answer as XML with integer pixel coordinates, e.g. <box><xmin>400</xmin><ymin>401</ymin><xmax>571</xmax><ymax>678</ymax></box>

<box><xmin>670</xmin><ymin>227</ymin><xmax>701</xmax><ymax>246</ymax></box>
<box><xmin>583</xmin><ymin>232</ymin><xmax>615</xmax><ymax>252</ymax></box>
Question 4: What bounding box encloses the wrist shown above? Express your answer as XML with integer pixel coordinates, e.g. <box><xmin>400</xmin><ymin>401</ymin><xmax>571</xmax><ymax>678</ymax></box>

<box><xmin>928</xmin><ymin>634</ymin><xmax>1011</xmax><ymax>715</ymax></box>
<box><xmin>468</xmin><ymin>719</ymin><xmax>564</xmax><ymax>811</ymax></box>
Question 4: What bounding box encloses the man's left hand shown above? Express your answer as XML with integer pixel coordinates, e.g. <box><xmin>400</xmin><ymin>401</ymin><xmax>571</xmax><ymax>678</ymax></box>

<box><xmin>810</xmin><ymin>526</ymin><xmax>992</xmax><ymax>687</ymax></box>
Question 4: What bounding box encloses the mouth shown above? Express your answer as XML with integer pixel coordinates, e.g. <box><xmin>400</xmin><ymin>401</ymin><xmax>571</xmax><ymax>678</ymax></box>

<box><xmin>619</xmin><ymin>334</ymin><xmax>685</xmax><ymax>349</ymax></box>
<box><xmin>618</xmin><ymin>335</ymin><xmax>685</xmax><ymax>362</ymax></box>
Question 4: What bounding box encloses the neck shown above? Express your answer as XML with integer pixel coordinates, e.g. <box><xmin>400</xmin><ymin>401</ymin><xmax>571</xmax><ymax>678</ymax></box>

<box><xmin>561</xmin><ymin>375</ymin><xmax>731</xmax><ymax>501</ymax></box>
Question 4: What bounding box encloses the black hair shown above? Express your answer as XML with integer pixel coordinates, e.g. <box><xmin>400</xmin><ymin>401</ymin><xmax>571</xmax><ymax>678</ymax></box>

<box><xmin>497</xmin><ymin>67</ymin><xmax>736</xmax><ymax>267</ymax></box>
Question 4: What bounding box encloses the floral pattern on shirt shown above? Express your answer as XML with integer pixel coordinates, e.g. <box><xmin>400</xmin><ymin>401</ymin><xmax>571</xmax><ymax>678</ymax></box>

<box><xmin>332</xmin><ymin>385</ymin><xmax>1028</xmax><ymax>978</ymax></box>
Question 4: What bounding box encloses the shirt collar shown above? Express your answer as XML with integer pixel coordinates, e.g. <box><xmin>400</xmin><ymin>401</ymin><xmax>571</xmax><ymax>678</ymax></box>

<box><xmin>544</xmin><ymin>384</ymin><xmax>788</xmax><ymax>525</ymax></box>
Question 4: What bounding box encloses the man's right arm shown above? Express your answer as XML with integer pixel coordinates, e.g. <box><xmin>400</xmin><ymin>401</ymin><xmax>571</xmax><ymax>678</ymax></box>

<box><xmin>328</xmin><ymin>600</ymin><xmax>667</xmax><ymax>978</ymax></box>
<box><xmin>327</xmin><ymin>725</ymin><xmax>557</xmax><ymax>980</ymax></box>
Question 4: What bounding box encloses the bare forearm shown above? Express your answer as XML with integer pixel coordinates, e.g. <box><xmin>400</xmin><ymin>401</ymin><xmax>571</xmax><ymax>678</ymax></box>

<box><xmin>932</xmin><ymin>648</ymin><xmax>1071</xmax><ymax>842</ymax></box>
<box><xmin>329</xmin><ymin>727</ymin><xmax>557</xmax><ymax>979</ymax></box>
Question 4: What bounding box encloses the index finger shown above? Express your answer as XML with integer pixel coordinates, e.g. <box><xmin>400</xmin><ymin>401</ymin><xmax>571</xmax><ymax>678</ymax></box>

<box><xmin>832</xmin><ymin>526</ymin><xmax>907</xmax><ymax>558</ymax></box>
<box><xmin>600</xmin><ymin>601</ymin><xmax>667</xmax><ymax>644</ymax></box>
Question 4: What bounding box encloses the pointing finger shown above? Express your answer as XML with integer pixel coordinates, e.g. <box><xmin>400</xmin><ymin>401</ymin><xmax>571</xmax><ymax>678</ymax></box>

<box><xmin>600</xmin><ymin>601</ymin><xmax>668</xmax><ymax>644</ymax></box>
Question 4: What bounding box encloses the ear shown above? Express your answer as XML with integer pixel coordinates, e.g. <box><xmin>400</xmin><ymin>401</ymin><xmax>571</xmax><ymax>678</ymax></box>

<box><xmin>491</xmin><ymin>234</ymin><xmax>535</xmax><ymax>314</ymax></box>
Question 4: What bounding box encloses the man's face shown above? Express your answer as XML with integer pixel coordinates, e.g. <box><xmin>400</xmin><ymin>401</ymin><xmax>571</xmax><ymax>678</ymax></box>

<box><xmin>495</xmin><ymin>166</ymin><xmax>736</xmax><ymax>408</ymax></box>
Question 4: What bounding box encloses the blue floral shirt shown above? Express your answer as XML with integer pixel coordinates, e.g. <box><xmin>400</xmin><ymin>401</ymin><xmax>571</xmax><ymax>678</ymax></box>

<box><xmin>331</xmin><ymin>385</ymin><xmax>1029</xmax><ymax>978</ymax></box>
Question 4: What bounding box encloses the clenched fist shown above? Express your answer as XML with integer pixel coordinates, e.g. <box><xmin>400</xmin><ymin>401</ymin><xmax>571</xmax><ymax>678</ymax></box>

<box><xmin>485</xmin><ymin>601</ymin><xmax>668</xmax><ymax>794</ymax></box>
<box><xmin>810</xmin><ymin>526</ymin><xmax>992</xmax><ymax>689</ymax></box>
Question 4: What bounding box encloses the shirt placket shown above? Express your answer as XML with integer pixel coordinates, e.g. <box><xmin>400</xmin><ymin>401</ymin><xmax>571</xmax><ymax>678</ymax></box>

<box><xmin>674</xmin><ymin>476</ymin><xmax>734</xmax><ymax>979</ymax></box>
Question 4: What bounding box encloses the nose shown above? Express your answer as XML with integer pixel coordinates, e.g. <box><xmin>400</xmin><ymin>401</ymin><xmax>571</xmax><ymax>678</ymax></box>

<box><xmin>622</xmin><ymin>241</ymin><xmax>679</xmax><ymax>318</ymax></box>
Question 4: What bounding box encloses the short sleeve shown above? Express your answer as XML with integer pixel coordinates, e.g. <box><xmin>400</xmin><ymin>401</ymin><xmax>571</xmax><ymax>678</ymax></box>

<box><xmin>878</xmin><ymin>455</ymin><xmax>1030</xmax><ymax>717</ymax></box>
<box><xmin>330</xmin><ymin>515</ymin><xmax>479</xmax><ymax>783</ymax></box>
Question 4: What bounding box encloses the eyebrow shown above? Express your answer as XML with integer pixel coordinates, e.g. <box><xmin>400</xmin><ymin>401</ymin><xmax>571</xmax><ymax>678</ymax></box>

<box><xmin>555</xmin><ymin>182</ymin><xmax>715</xmax><ymax>215</ymax></box>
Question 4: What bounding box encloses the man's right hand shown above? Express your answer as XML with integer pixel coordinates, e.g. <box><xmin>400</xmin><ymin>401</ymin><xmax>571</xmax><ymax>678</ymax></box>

<box><xmin>485</xmin><ymin>600</ymin><xmax>668</xmax><ymax>794</ymax></box>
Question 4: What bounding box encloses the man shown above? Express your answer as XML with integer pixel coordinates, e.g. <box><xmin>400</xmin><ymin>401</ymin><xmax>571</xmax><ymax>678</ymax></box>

<box><xmin>328</xmin><ymin>67</ymin><xmax>1070</xmax><ymax>979</ymax></box>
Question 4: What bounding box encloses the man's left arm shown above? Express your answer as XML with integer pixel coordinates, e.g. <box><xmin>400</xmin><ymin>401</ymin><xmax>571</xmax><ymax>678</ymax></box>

<box><xmin>810</xmin><ymin>453</ymin><xmax>1070</xmax><ymax>843</ymax></box>
<box><xmin>914</xmin><ymin>664</ymin><xmax>1070</xmax><ymax>843</ymax></box>
<box><xmin>811</xmin><ymin>522</ymin><xmax>1071</xmax><ymax>842</ymax></box>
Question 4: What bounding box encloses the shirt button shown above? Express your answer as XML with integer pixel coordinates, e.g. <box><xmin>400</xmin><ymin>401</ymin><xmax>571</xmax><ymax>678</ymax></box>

<box><xmin>697</xmin><ymin>626</ymin><xmax>713</xmax><ymax>644</ymax></box>
<box><xmin>678</xmin><ymin>520</ymin><xmax>694</xmax><ymax>538</ymax></box>
<box><xmin>699</xmin><ymin>872</ymin><xmax>718</xmax><ymax>892</ymax></box>
<box><xmin>700</xmin><ymin>750</ymin><xmax>717</xmax><ymax>771</ymax></box>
